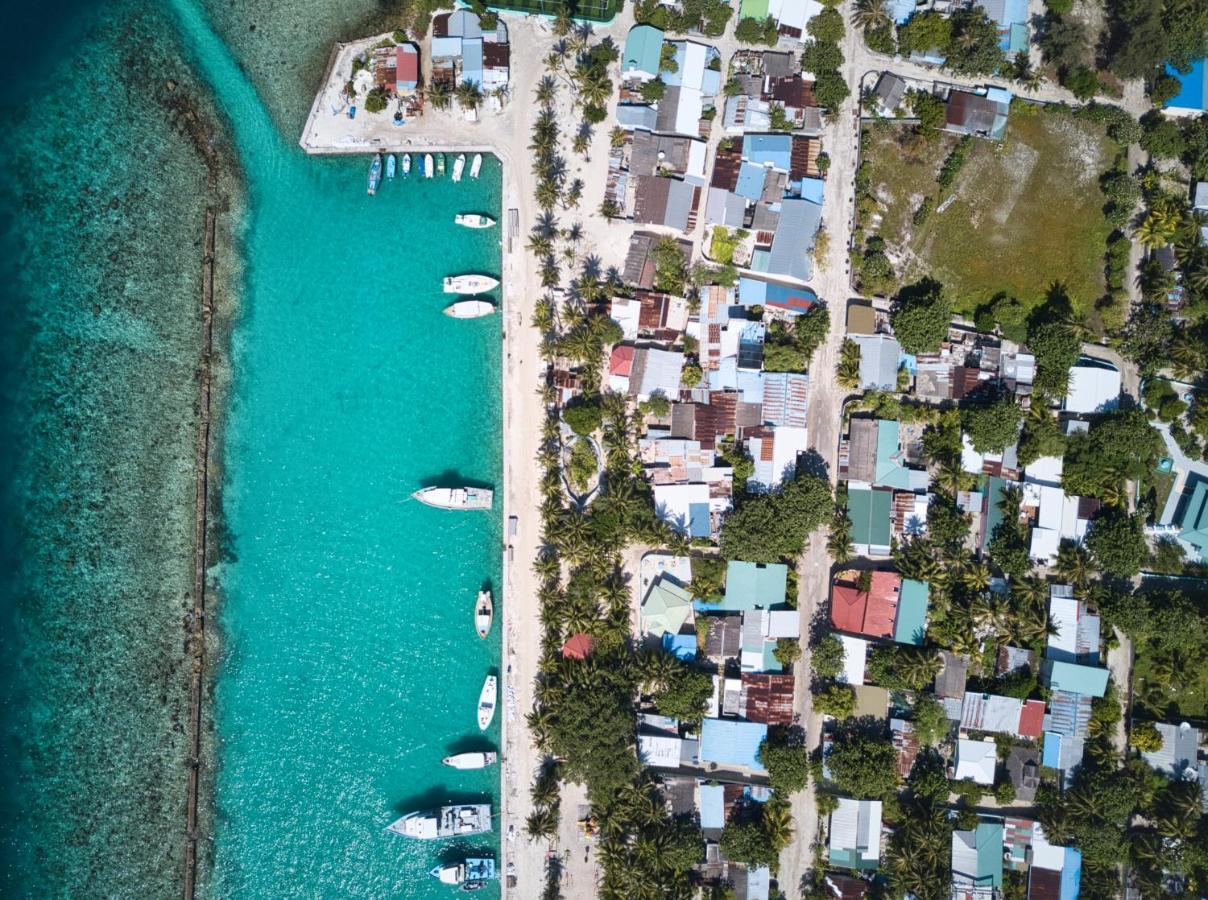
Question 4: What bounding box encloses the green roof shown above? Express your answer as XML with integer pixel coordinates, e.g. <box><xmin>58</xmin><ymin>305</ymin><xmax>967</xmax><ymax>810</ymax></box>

<box><xmin>893</xmin><ymin>579</ymin><xmax>929</xmax><ymax>645</ymax></box>
<box><xmin>976</xmin><ymin>823</ymin><xmax>1004</xmax><ymax>887</ymax></box>
<box><xmin>738</xmin><ymin>0</ymin><xmax>769</xmax><ymax>19</ymax></box>
<box><xmin>1048</xmin><ymin>661</ymin><xmax>1109</xmax><ymax>697</ymax></box>
<box><xmin>623</xmin><ymin>24</ymin><xmax>664</xmax><ymax>77</ymax></box>
<box><xmin>981</xmin><ymin>476</ymin><xmax>1011</xmax><ymax>553</ymax></box>
<box><xmin>641</xmin><ymin>579</ymin><xmax>693</xmax><ymax>636</ymax></box>
<box><xmin>848</xmin><ymin>487</ymin><xmax>892</xmax><ymax>549</ymax></box>
<box><xmin>1178</xmin><ymin>480</ymin><xmax>1208</xmax><ymax>563</ymax></box>
<box><xmin>725</xmin><ymin>560</ymin><xmax>789</xmax><ymax>610</ymax></box>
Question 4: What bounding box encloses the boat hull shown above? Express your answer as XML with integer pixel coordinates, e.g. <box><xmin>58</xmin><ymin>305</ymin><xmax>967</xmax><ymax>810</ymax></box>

<box><xmin>477</xmin><ymin>675</ymin><xmax>497</xmax><ymax>731</ymax></box>
<box><xmin>442</xmin><ymin>275</ymin><xmax>500</xmax><ymax>294</ymax></box>
<box><xmin>441</xmin><ymin>751</ymin><xmax>498</xmax><ymax>769</ymax></box>
<box><xmin>386</xmin><ymin>804</ymin><xmax>492</xmax><ymax>839</ymax></box>
<box><xmin>412</xmin><ymin>486</ymin><xmax>493</xmax><ymax>510</ymax></box>
<box><xmin>444</xmin><ymin>299</ymin><xmax>496</xmax><ymax>319</ymax></box>
<box><xmin>475</xmin><ymin>589</ymin><xmax>493</xmax><ymax>638</ymax></box>
<box><xmin>454</xmin><ymin>214</ymin><xmax>496</xmax><ymax>229</ymax></box>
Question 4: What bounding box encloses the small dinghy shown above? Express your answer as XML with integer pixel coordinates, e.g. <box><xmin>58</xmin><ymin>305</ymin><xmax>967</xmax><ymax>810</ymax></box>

<box><xmin>475</xmin><ymin>590</ymin><xmax>493</xmax><ymax>638</ymax></box>
<box><xmin>477</xmin><ymin>675</ymin><xmax>497</xmax><ymax>731</ymax></box>
<box><xmin>385</xmin><ymin>153</ymin><xmax>396</xmax><ymax>179</ymax></box>
<box><xmin>444</xmin><ymin>299</ymin><xmax>497</xmax><ymax>319</ymax></box>
<box><xmin>469</xmin><ymin>153</ymin><xmax>482</xmax><ymax>178</ymax></box>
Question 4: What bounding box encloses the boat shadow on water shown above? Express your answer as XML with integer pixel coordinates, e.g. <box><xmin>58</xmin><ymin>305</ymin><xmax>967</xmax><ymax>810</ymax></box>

<box><xmin>415</xmin><ymin>469</ymin><xmax>495</xmax><ymax>492</ymax></box>
<box><xmin>391</xmin><ymin>785</ymin><xmax>494</xmax><ymax>818</ymax></box>
<box><xmin>443</xmin><ymin>734</ymin><xmax>498</xmax><ymax>756</ymax></box>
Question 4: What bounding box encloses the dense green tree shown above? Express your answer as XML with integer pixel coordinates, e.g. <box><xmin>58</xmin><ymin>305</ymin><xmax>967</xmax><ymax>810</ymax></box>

<box><xmin>652</xmin><ymin>664</ymin><xmax>715</xmax><ymax>722</ymax></box>
<box><xmin>962</xmin><ymin>391</ymin><xmax>1023</xmax><ymax>453</ymax></box>
<box><xmin>801</xmin><ymin>39</ymin><xmax>843</xmax><ymax>73</ymax></box>
<box><xmin>867</xmin><ymin>645</ymin><xmax>941</xmax><ymax>691</ymax></box>
<box><xmin>1141</xmin><ymin>113</ymin><xmax>1187</xmax><ymax>159</ymax></box>
<box><xmin>811</xmin><ymin>634</ymin><xmax>846</xmax><ymax>680</ymax></box>
<box><xmin>1027</xmin><ymin>319</ymin><xmax>1081</xmax><ymax>398</ymax></box>
<box><xmin>911</xmin><ymin>693</ymin><xmax>949</xmax><ymax>747</ymax></box>
<box><xmin>813</xmin><ymin>683</ymin><xmax>857</xmax><ymax>716</ymax></box>
<box><xmin>813</xmin><ymin>69</ymin><xmax>851</xmax><ymax>110</ymax></box>
<box><xmin>890</xmin><ymin>278</ymin><xmax>952</xmax><ymax>354</ymax></box>
<box><xmin>908</xmin><ymin>89</ymin><xmax>947</xmax><ymax>133</ymax></box>
<box><xmin>1120</xmin><ymin>303</ymin><xmax>1174</xmax><ymax>376</ymax></box>
<box><xmin>719</xmin><ymin>470</ymin><xmax>833</xmax><ymax>563</ymax></box>
<box><xmin>1062</xmin><ymin>409</ymin><xmax>1162</xmax><ymax>500</ymax></box>
<box><xmin>826</xmin><ymin>732</ymin><xmax>900</xmax><ymax>799</ymax></box>
<box><xmin>735</xmin><ymin>15</ymin><xmax>779</xmax><ymax>46</ymax></box>
<box><xmin>1085</xmin><ymin>511</ymin><xmax>1148</xmax><ymax>576</ymax></box>
<box><xmin>807</xmin><ymin>7</ymin><xmax>845</xmax><ymax>42</ymax></box>
<box><xmin>1107</xmin><ymin>0</ymin><xmax>1168</xmax><ymax>79</ymax></box>
<box><xmin>760</xmin><ymin>728</ymin><xmax>809</xmax><ymax>794</ymax></box>
<box><xmin>1017</xmin><ymin>408</ymin><xmax>1066</xmax><ymax>467</ymax></box>
<box><xmin>1062</xmin><ymin>64</ymin><xmax>1100</xmax><ymax>100</ymax></box>
<box><xmin>1038</xmin><ymin>14</ymin><xmax>1087</xmax><ymax>71</ymax></box>
<box><xmin>897</xmin><ymin>10</ymin><xmax>952</xmax><ymax>56</ymax></box>
<box><xmin>944</xmin><ymin>8</ymin><xmax>1006</xmax><ymax>75</ymax></box>
<box><xmin>927</xmin><ymin>494</ymin><xmax>971</xmax><ymax>549</ymax></box>
<box><xmin>564</xmin><ymin>396</ymin><xmax>604</xmax><ymax>435</ymax></box>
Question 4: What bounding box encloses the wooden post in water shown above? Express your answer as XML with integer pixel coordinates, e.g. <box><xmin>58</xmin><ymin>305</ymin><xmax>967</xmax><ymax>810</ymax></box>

<box><xmin>183</xmin><ymin>207</ymin><xmax>216</xmax><ymax>900</ymax></box>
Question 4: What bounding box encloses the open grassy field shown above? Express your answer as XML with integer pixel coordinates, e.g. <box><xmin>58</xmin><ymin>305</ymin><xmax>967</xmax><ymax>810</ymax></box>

<box><xmin>861</xmin><ymin>105</ymin><xmax>1117</xmax><ymax>316</ymax></box>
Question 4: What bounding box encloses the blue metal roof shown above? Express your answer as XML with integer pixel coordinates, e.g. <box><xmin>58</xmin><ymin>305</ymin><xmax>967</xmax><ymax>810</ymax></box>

<box><xmin>1042</xmin><ymin>731</ymin><xmax>1062</xmax><ymax>767</ymax></box>
<box><xmin>736</xmin><ymin>162</ymin><xmax>767</xmax><ymax>202</ymax></box>
<box><xmin>699</xmin><ymin>783</ymin><xmax>726</xmax><ymax>828</ymax></box>
<box><xmin>1048</xmin><ymin>661</ymin><xmax>1109</xmax><ymax>697</ymax></box>
<box><xmin>1166</xmin><ymin>59</ymin><xmax>1207</xmax><ymax>112</ymax></box>
<box><xmin>688</xmin><ymin>502</ymin><xmax>711</xmax><ymax>538</ymax></box>
<box><xmin>799</xmin><ymin>176</ymin><xmax>825</xmax><ymax>204</ymax></box>
<box><xmin>662</xmin><ymin>631</ymin><xmax>698</xmax><ymax>660</ymax></box>
<box><xmin>1061</xmin><ymin>848</ymin><xmax>1082</xmax><ymax>900</ymax></box>
<box><xmin>700</xmin><ymin>718</ymin><xmax>768</xmax><ymax>770</ymax></box>
<box><xmin>461</xmin><ymin>38</ymin><xmax>484</xmax><ymax>86</ymax></box>
<box><xmin>742</xmin><ymin>133</ymin><xmax>792</xmax><ymax>170</ymax></box>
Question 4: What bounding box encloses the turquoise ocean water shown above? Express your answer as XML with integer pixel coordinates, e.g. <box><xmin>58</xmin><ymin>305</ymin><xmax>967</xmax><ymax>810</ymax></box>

<box><xmin>0</xmin><ymin>0</ymin><xmax>503</xmax><ymax>891</ymax></box>
<box><xmin>167</xmin><ymin>2</ymin><xmax>505</xmax><ymax>895</ymax></box>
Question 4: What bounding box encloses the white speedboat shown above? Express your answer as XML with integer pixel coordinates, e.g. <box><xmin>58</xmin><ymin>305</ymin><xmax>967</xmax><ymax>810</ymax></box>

<box><xmin>469</xmin><ymin>153</ymin><xmax>482</xmax><ymax>178</ymax></box>
<box><xmin>454</xmin><ymin>213</ymin><xmax>496</xmax><ymax>229</ymax></box>
<box><xmin>442</xmin><ymin>751</ymin><xmax>498</xmax><ymax>769</ymax></box>
<box><xmin>442</xmin><ymin>274</ymin><xmax>499</xmax><ymax>294</ymax></box>
<box><xmin>424</xmin><ymin>153</ymin><xmax>434</xmax><ymax>178</ymax></box>
<box><xmin>430</xmin><ymin>857</ymin><xmax>497</xmax><ymax>886</ymax></box>
<box><xmin>444</xmin><ymin>299</ymin><xmax>496</xmax><ymax>319</ymax></box>
<box><xmin>451</xmin><ymin>153</ymin><xmax>466</xmax><ymax>182</ymax></box>
<box><xmin>477</xmin><ymin>675</ymin><xmax>497</xmax><ymax>730</ymax></box>
<box><xmin>401</xmin><ymin>153</ymin><xmax>411</xmax><ymax>177</ymax></box>
<box><xmin>412</xmin><ymin>486</ymin><xmax>493</xmax><ymax>510</ymax></box>
<box><xmin>386</xmin><ymin>804</ymin><xmax>492</xmax><ymax>839</ymax></box>
<box><xmin>385</xmin><ymin>153</ymin><xmax>396</xmax><ymax>179</ymax></box>
<box><xmin>475</xmin><ymin>590</ymin><xmax>493</xmax><ymax>638</ymax></box>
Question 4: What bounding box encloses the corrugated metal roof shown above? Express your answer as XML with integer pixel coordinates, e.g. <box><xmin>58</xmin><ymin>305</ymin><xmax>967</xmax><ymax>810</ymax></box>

<box><xmin>699</xmin><ymin>718</ymin><xmax>768</xmax><ymax>770</ymax></box>
<box><xmin>741</xmin><ymin>673</ymin><xmax>796</xmax><ymax>724</ymax></box>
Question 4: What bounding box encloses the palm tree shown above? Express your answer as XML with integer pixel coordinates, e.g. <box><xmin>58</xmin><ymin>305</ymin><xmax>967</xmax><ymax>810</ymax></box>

<box><xmin>1054</xmin><ymin>541</ymin><xmax>1093</xmax><ymax>590</ymax></box>
<box><xmin>852</xmin><ymin>0</ymin><xmax>890</xmax><ymax>30</ymax></box>
<box><xmin>526</xmin><ymin>807</ymin><xmax>560</xmax><ymax>841</ymax></box>
<box><xmin>455</xmin><ymin>79</ymin><xmax>484</xmax><ymax>111</ymax></box>
<box><xmin>427</xmin><ymin>81</ymin><xmax>451</xmax><ymax>110</ymax></box>
<box><xmin>762</xmin><ymin>798</ymin><xmax>794</xmax><ymax>849</ymax></box>
<box><xmin>960</xmin><ymin>562</ymin><xmax>992</xmax><ymax>593</ymax></box>
<box><xmin>935</xmin><ymin>457</ymin><xmax>974</xmax><ymax>494</ymax></box>
<box><xmin>1170</xmin><ymin>333</ymin><xmax>1206</xmax><ymax>380</ymax></box>
<box><xmin>535</xmin><ymin>74</ymin><xmax>558</xmax><ymax>107</ymax></box>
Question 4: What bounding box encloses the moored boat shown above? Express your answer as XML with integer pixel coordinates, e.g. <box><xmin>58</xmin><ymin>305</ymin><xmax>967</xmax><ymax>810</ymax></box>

<box><xmin>367</xmin><ymin>154</ymin><xmax>382</xmax><ymax>195</ymax></box>
<box><xmin>385</xmin><ymin>153</ymin><xmax>396</xmax><ymax>179</ymax></box>
<box><xmin>452</xmin><ymin>153</ymin><xmax>466</xmax><ymax>182</ymax></box>
<box><xmin>386</xmin><ymin>804</ymin><xmax>492</xmax><ymax>839</ymax></box>
<box><xmin>477</xmin><ymin>675</ymin><xmax>497</xmax><ymax>731</ymax></box>
<box><xmin>441</xmin><ymin>751</ymin><xmax>498</xmax><ymax>769</ymax></box>
<box><xmin>469</xmin><ymin>153</ymin><xmax>482</xmax><ymax>179</ymax></box>
<box><xmin>444</xmin><ymin>299</ymin><xmax>496</xmax><ymax>319</ymax></box>
<box><xmin>453</xmin><ymin>213</ymin><xmax>496</xmax><ymax>229</ymax></box>
<box><xmin>442</xmin><ymin>274</ymin><xmax>500</xmax><ymax>294</ymax></box>
<box><xmin>411</xmin><ymin>486</ymin><xmax>494</xmax><ymax>510</ymax></box>
<box><xmin>436</xmin><ymin>153</ymin><xmax>446</xmax><ymax>176</ymax></box>
<box><xmin>430</xmin><ymin>857</ymin><xmax>498</xmax><ymax>887</ymax></box>
<box><xmin>424</xmin><ymin>153</ymin><xmax>434</xmax><ymax>178</ymax></box>
<box><xmin>475</xmin><ymin>590</ymin><xmax>493</xmax><ymax>638</ymax></box>
<box><xmin>401</xmin><ymin>153</ymin><xmax>412</xmax><ymax>177</ymax></box>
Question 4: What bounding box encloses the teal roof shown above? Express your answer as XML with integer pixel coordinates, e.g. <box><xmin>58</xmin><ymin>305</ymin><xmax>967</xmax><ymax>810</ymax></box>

<box><xmin>623</xmin><ymin>24</ymin><xmax>664</xmax><ymax>77</ymax></box>
<box><xmin>1178</xmin><ymin>480</ymin><xmax>1208</xmax><ymax>563</ymax></box>
<box><xmin>725</xmin><ymin>561</ymin><xmax>788</xmax><ymax>610</ymax></box>
<box><xmin>875</xmin><ymin>419</ymin><xmax>910</xmax><ymax>489</ymax></box>
<box><xmin>894</xmin><ymin>579</ymin><xmax>929</xmax><ymax>645</ymax></box>
<box><xmin>828</xmin><ymin>848</ymin><xmax>862</xmax><ymax>869</ymax></box>
<box><xmin>848</xmin><ymin>487</ymin><xmax>892</xmax><ymax>548</ymax></box>
<box><xmin>976</xmin><ymin>823</ymin><xmax>1004</xmax><ymax>887</ymax></box>
<box><xmin>762</xmin><ymin>641</ymin><xmax>784</xmax><ymax>672</ymax></box>
<box><xmin>1048</xmin><ymin>661</ymin><xmax>1109</xmax><ymax>698</ymax></box>
<box><xmin>1007</xmin><ymin>23</ymin><xmax>1029</xmax><ymax>52</ymax></box>
<box><xmin>981</xmin><ymin>476</ymin><xmax>1011</xmax><ymax>553</ymax></box>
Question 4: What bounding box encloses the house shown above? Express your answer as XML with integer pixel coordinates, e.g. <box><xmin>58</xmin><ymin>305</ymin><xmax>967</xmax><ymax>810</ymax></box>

<box><xmin>945</xmin><ymin>87</ymin><xmax>1011</xmax><ymax>140</ymax></box>
<box><xmin>1064</xmin><ymin>357</ymin><xmax>1121</xmax><ymax>414</ymax></box>
<box><xmin>561</xmin><ymin>632</ymin><xmax>594</xmax><ymax>660</ymax></box>
<box><xmin>960</xmin><ymin>693</ymin><xmax>1045</xmax><ymax>738</ymax></box>
<box><xmin>954</xmin><ymin>738</ymin><xmax>998</xmax><ymax>785</ymax></box>
<box><xmin>395</xmin><ymin>43</ymin><xmax>420</xmax><ymax>92</ymax></box>
<box><xmin>622</xmin><ymin>24</ymin><xmax>664</xmax><ymax>81</ymax></box>
<box><xmin>846</xmin><ymin>301</ymin><xmax>877</xmax><ymax>336</ymax></box>
<box><xmin>821</xmin><ymin>873</ymin><xmax>869</xmax><ymax>899</ymax></box>
<box><xmin>847</xmin><ymin>487</ymin><xmax>893</xmax><ymax>556</ymax></box>
<box><xmin>747</xmin><ymin>425</ymin><xmax>809</xmax><ymax>490</ymax></box>
<box><xmin>1007</xmin><ymin>746</ymin><xmax>1041</xmax><ymax>802</ymax></box>
<box><xmin>1025</xmin><ymin>483</ymin><xmax>1090</xmax><ymax>566</ymax></box>
<box><xmin>699</xmin><ymin>782</ymin><xmax>727</xmax><ymax>835</ymax></box>
<box><xmin>765</xmin><ymin>198</ymin><xmax>823</xmax><ymax>282</ymax></box>
<box><xmin>641</xmin><ymin>577</ymin><xmax>694</xmax><ymax>636</ymax></box>
<box><xmin>736</xmin><ymin>276</ymin><xmax>819</xmax><ymax>315</ymax></box>
<box><xmin>843</xmin><ymin>418</ymin><xmax>930</xmax><ymax>492</ymax></box>
<box><xmin>980</xmin><ymin>0</ymin><xmax>1030</xmax><ymax>52</ymax></box>
<box><xmin>1174</xmin><ymin>478</ymin><xmax>1208</xmax><ymax>563</ymax></box>
<box><xmin>951</xmin><ymin>822</ymin><xmax>1004</xmax><ymax>897</ymax></box>
<box><xmin>430</xmin><ymin>11</ymin><xmax>510</xmax><ymax>94</ymax></box>
<box><xmin>616</xmin><ymin>103</ymin><xmax>659</xmax><ymax>131</ymax></box>
<box><xmin>1139</xmin><ymin>722</ymin><xmax>1202</xmax><ymax>779</ymax></box>
<box><xmin>726</xmin><ymin>561</ymin><xmax>789</xmax><ymax>610</ymax></box>
<box><xmin>1046</xmin><ymin>589</ymin><xmax>1100</xmax><ymax>665</ymax></box>
<box><xmin>836</xmin><ymin>635</ymin><xmax>869</xmax><ymax>685</ymax></box>
<box><xmin>639</xmin><ymin>732</ymin><xmax>688</xmax><ymax>767</ymax></box>
<box><xmin>699</xmin><ymin>718</ymin><xmax>768</xmax><ymax>772</ymax></box>
<box><xmin>852</xmin><ymin>333</ymin><xmax>902</xmax><ymax>390</ymax></box>
<box><xmin>894</xmin><ymin>579</ymin><xmax>929</xmax><ymax>645</ymax></box>
<box><xmin>1162</xmin><ymin>58</ymin><xmax>1207</xmax><ymax>117</ymax></box>
<box><xmin>828</xmin><ymin>798</ymin><xmax>882</xmax><ymax>870</ymax></box>
<box><xmin>762</xmin><ymin>372</ymin><xmax>809</xmax><ymax>428</ymax></box>
<box><xmin>830</xmin><ymin>571</ymin><xmax>901</xmax><ymax>639</ymax></box>
<box><xmin>656</xmin><ymin>41</ymin><xmax>723</xmax><ymax>137</ymax></box>
<box><xmin>1046</xmin><ymin>661</ymin><xmax>1109</xmax><ymax>698</ymax></box>
<box><xmin>871</xmin><ymin>72</ymin><xmax>906</xmax><ymax>114</ymax></box>
<box><xmin>1028</xmin><ymin>830</ymin><xmax>1083</xmax><ymax>900</ymax></box>
<box><xmin>623</xmin><ymin>232</ymin><xmax>691</xmax><ymax>290</ymax></box>
<box><xmin>740</xmin><ymin>0</ymin><xmax>825</xmax><ymax>41</ymax></box>
<box><xmin>935</xmin><ymin>650</ymin><xmax>969</xmax><ymax>700</ymax></box>
<box><xmin>608</xmin><ymin>345</ymin><xmax>636</xmax><ymax>392</ymax></box>
<box><xmin>743</xmin><ymin>133</ymin><xmax>793</xmax><ymax>171</ymax></box>
<box><xmin>633</xmin><ymin>175</ymin><xmax>701</xmax><ymax>232</ymax></box>
<box><xmin>630</xmin><ymin>347</ymin><xmax>685</xmax><ymax>400</ymax></box>
<box><xmin>654</xmin><ymin>481</ymin><xmax>728</xmax><ymax>539</ymax></box>
<box><xmin>741</xmin><ymin>673</ymin><xmax>796</xmax><ymax>724</ymax></box>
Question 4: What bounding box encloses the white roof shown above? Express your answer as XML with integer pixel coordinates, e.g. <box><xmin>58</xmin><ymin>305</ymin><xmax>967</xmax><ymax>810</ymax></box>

<box><xmin>1192</xmin><ymin>181</ymin><xmax>1208</xmax><ymax>211</ymax></box>
<box><xmin>954</xmin><ymin>738</ymin><xmax>997</xmax><ymax>785</ymax></box>
<box><xmin>951</xmin><ymin>829</ymin><xmax>981</xmax><ymax>885</ymax></box>
<box><xmin>674</xmin><ymin>86</ymin><xmax>704</xmax><ymax>137</ymax></box>
<box><xmin>610</xmin><ymin>296</ymin><xmax>642</xmax><ymax>341</ymax></box>
<box><xmin>1047</xmin><ymin>595</ymin><xmax>1081</xmax><ymax>660</ymax></box>
<box><xmin>653</xmin><ymin>481</ymin><xmax>711</xmax><ymax>534</ymax></box>
<box><xmin>707</xmin><ymin>674</ymin><xmax>722</xmax><ymax>717</ymax></box>
<box><xmin>829</xmin><ymin>798</ymin><xmax>882</xmax><ymax>862</ymax></box>
<box><xmin>1065</xmin><ymin>363</ymin><xmax>1121</xmax><ymax>414</ymax></box>
<box><xmin>676</xmin><ymin>40</ymin><xmax>708</xmax><ymax>91</ymax></box>
<box><xmin>750</xmin><ymin>425</ymin><xmax>808</xmax><ymax>491</ymax></box>
<box><xmin>1031</xmin><ymin>826</ymin><xmax>1067</xmax><ymax>871</ymax></box>
<box><xmin>837</xmin><ymin>634</ymin><xmax>868</xmax><ymax>685</ymax></box>
<box><xmin>767</xmin><ymin>609</ymin><xmax>801</xmax><ymax>639</ymax></box>
<box><xmin>638</xmin><ymin>733</ymin><xmax>683</xmax><ymax>767</ymax></box>
<box><xmin>637</xmin><ymin>348</ymin><xmax>685</xmax><ymax>399</ymax></box>
<box><xmin>686</xmin><ymin>140</ymin><xmax>708</xmax><ymax>180</ymax></box>
<box><xmin>1024</xmin><ymin>455</ymin><xmax>1063</xmax><ymax>487</ymax></box>
<box><xmin>768</xmin><ymin>0</ymin><xmax>825</xmax><ymax>31</ymax></box>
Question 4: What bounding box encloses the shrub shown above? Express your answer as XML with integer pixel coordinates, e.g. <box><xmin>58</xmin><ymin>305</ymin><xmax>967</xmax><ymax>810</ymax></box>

<box><xmin>890</xmin><ymin>278</ymin><xmax>952</xmax><ymax>354</ymax></box>
<box><xmin>563</xmin><ymin>397</ymin><xmax>603</xmax><ymax>435</ymax></box>
<box><xmin>364</xmin><ymin>87</ymin><xmax>388</xmax><ymax>113</ymax></box>
<box><xmin>1131</xmin><ymin>720</ymin><xmax>1163</xmax><ymax>752</ymax></box>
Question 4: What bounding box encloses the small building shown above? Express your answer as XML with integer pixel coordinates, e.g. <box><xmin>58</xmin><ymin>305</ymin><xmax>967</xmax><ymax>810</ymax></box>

<box><xmin>616</xmin><ymin>103</ymin><xmax>659</xmax><ymax>132</ymax></box>
<box><xmin>699</xmin><ymin>782</ymin><xmax>727</xmax><ymax>834</ymax></box>
<box><xmin>960</xmin><ymin>693</ymin><xmax>1045</xmax><ymax>738</ymax></box>
<box><xmin>836</xmin><ymin>634</ymin><xmax>869</xmax><ymax>685</ymax></box>
<box><xmin>951</xmin><ymin>822</ymin><xmax>1004</xmax><ymax>896</ymax></box>
<box><xmin>852</xmin><ymin>333</ymin><xmax>902</xmax><ymax>391</ymax></box>
<box><xmin>395</xmin><ymin>43</ymin><xmax>420</xmax><ymax>92</ymax></box>
<box><xmin>830</xmin><ymin>571</ymin><xmax>902</xmax><ymax>639</ymax></box>
<box><xmin>945</xmin><ymin>87</ymin><xmax>1010</xmax><ymax>140</ymax></box>
<box><xmin>741</xmin><ymin>673</ymin><xmax>796</xmax><ymax>725</ymax></box>
<box><xmin>871</xmin><ymin>72</ymin><xmax>907</xmax><ymax>114</ymax></box>
<box><xmin>846</xmin><ymin>487</ymin><xmax>893</xmax><ymax>556</ymax></box>
<box><xmin>1064</xmin><ymin>358</ymin><xmax>1121</xmax><ymax>415</ymax></box>
<box><xmin>935</xmin><ymin>650</ymin><xmax>969</xmax><ymax>700</ymax></box>
<box><xmin>1006</xmin><ymin>746</ymin><xmax>1041</xmax><ymax>802</ymax></box>
<box><xmin>1162</xmin><ymin>58</ymin><xmax>1207</xmax><ymax>117</ymax></box>
<box><xmin>846</xmin><ymin>301</ymin><xmax>877</xmax><ymax>336</ymax></box>
<box><xmin>1176</xmin><ymin>479</ymin><xmax>1208</xmax><ymax>563</ymax></box>
<box><xmin>954</xmin><ymin>738</ymin><xmax>998</xmax><ymax>785</ymax></box>
<box><xmin>641</xmin><ymin>577</ymin><xmax>694</xmax><ymax>636</ymax></box>
<box><xmin>622</xmin><ymin>24</ymin><xmax>665</xmax><ymax>81</ymax></box>
<box><xmin>765</xmin><ymin>198</ymin><xmax>822</xmax><ymax>282</ymax></box>
<box><xmin>699</xmin><ymin>718</ymin><xmax>768</xmax><ymax>772</ymax></box>
<box><xmin>894</xmin><ymin>579</ymin><xmax>929</xmax><ymax>645</ymax></box>
<box><xmin>632</xmin><ymin>175</ymin><xmax>701</xmax><ymax>232</ymax></box>
<box><xmin>828</xmin><ymin>798</ymin><xmax>882</xmax><ymax>870</ymax></box>
<box><xmin>1028</xmin><ymin>831</ymin><xmax>1083</xmax><ymax>900</ymax></box>
<box><xmin>1139</xmin><ymin>722</ymin><xmax>1202</xmax><ymax>779</ymax></box>
<box><xmin>725</xmin><ymin>560</ymin><xmax>789</xmax><ymax>610</ymax></box>
<box><xmin>1046</xmin><ymin>661</ymin><xmax>1109</xmax><ymax>698</ymax></box>
<box><xmin>891</xmin><ymin>717</ymin><xmax>922</xmax><ymax>777</ymax></box>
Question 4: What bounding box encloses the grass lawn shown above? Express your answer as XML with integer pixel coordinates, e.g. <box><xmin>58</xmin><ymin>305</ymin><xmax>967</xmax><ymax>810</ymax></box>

<box><xmin>1133</xmin><ymin>649</ymin><xmax>1208</xmax><ymax>718</ymax></box>
<box><xmin>861</xmin><ymin>106</ymin><xmax>1117</xmax><ymax>316</ymax></box>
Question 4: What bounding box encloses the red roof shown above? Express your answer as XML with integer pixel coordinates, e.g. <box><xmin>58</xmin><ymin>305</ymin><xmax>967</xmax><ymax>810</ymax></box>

<box><xmin>561</xmin><ymin>633</ymin><xmax>594</xmax><ymax>660</ymax></box>
<box><xmin>609</xmin><ymin>345</ymin><xmax>635</xmax><ymax>376</ymax></box>
<box><xmin>396</xmin><ymin>45</ymin><xmax>419</xmax><ymax>83</ymax></box>
<box><xmin>1018</xmin><ymin>699</ymin><xmax>1046</xmax><ymax>739</ymax></box>
<box><xmin>829</xmin><ymin>571</ymin><xmax>901</xmax><ymax>639</ymax></box>
<box><xmin>741</xmin><ymin>673</ymin><xmax>795</xmax><ymax>725</ymax></box>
